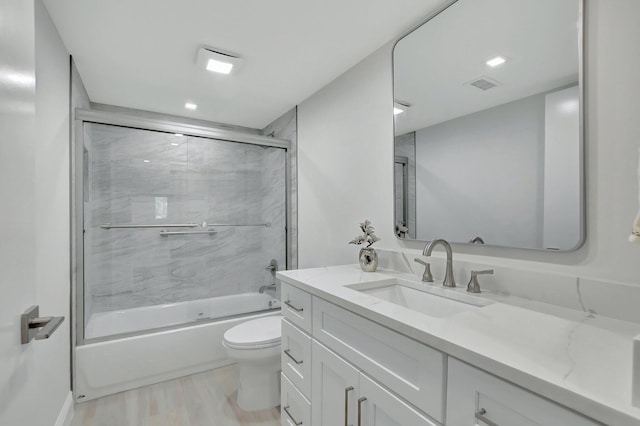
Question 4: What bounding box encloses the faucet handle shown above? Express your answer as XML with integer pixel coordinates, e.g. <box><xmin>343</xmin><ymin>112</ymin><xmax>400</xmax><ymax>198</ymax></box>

<box><xmin>467</xmin><ymin>269</ymin><xmax>494</xmax><ymax>293</ymax></box>
<box><xmin>414</xmin><ymin>258</ymin><xmax>434</xmax><ymax>283</ymax></box>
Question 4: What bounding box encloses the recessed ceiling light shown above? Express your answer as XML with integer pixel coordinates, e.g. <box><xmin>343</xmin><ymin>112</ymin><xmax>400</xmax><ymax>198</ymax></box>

<box><xmin>143</xmin><ymin>160</ymin><xmax>151</xmax><ymax>163</ymax></box>
<box><xmin>393</xmin><ymin>107</ymin><xmax>404</xmax><ymax>115</ymax></box>
<box><xmin>174</xmin><ymin>133</ymin><xmax>184</xmax><ymax>137</ymax></box>
<box><xmin>206</xmin><ymin>59</ymin><xmax>233</xmax><ymax>74</ymax></box>
<box><xmin>486</xmin><ymin>56</ymin><xmax>507</xmax><ymax>67</ymax></box>
<box><xmin>185</xmin><ymin>102</ymin><xmax>197</xmax><ymax>110</ymax></box>
<box><xmin>170</xmin><ymin>143</ymin><xmax>179</xmax><ymax>146</ymax></box>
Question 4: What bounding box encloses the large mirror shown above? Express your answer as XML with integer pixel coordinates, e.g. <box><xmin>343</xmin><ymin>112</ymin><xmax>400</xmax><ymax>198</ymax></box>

<box><xmin>393</xmin><ymin>0</ymin><xmax>583</xmax><ymax>251</ymax></box>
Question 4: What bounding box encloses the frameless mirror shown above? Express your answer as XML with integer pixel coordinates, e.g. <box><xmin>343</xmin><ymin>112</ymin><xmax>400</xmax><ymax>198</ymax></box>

<box><xmin>393</xmin><ymin>0</ymin><xmax>583</xmax><ymax>251</ymax></box>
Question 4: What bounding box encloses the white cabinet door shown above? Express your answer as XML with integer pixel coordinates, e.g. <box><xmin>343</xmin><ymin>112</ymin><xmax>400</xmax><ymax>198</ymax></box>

<box><xmin>312</xmin><ymin>340</ymin><xmax>360</xmax><ymax>426</ymax></box>
<box><xmin>359</xmin><ymin>374</ymin><xmax>439</xmax><ymax>426</ymax></box>
<box><xmin>447</xmin><ymin>359</ymin><xmax>599</xmax><ymax>426</ymax></box>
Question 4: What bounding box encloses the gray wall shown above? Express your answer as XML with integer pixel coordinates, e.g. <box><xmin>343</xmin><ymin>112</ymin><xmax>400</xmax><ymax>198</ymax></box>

<box><xmin>85</xmin><ymin>123</ymin><xmax>287</xmax><ymax>314</ymax></box>
<box><xmin>415</xmin><ymin>93</ymin><xmax>545</xmax><ymax>248</ymax></box>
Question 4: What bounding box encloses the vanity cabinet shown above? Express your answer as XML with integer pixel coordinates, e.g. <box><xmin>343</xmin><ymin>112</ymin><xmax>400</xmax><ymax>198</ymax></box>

<box><xmin>280</xmin><ymin>282</ymin><xmax>444</xmax><ymax>425</ymax></box>
<box><xmin>281</xmin><ymin>282</ymin><xmax>600</xmax><ymax>426</ymax></box>
<box><xmin>446</xmin><ymin>358</ymin><xmax>599</xmax><ymax>426</ymax></box>
<box><xmin>312</xmin><ymin>340</ymin><xmax>438</xmax><ymax>426</ymax></box>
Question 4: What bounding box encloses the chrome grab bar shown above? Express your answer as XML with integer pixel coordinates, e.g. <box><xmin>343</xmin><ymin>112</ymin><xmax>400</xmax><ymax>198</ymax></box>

<box><xmin>21</xmin><ymin>305</ymin><xmax>65</xmax><ymax>344</ymax></box>
<box><xmin>159</xmin><ymin>230</ymin><xmax>218</xmax><ymax>237</ymax></box>
<box><xmin>357</xmin><ymin>397</ymin><xmax>367</xmax><ymax>426</ymax></box>
<box><xmin>101</xmin><ymin>223</ymin><xmax>198</xmax><ymax>229</ymax></box>
<box><xmin>475</xmin><ymin>408</ymin><xmax>499</xmax><ymax>426</ymax></box>
<box><xmin>101</xmin><ymin>222</ymin><xmax>271</xmax><ymax>229</ymax></box>
<box><xmin>205</xmin><ymin>222</ymin><xmax>271</xmax><ymax>227</ymax></box>
<box><xmin>284</xmin><ymin>349</ymin><xmax>303</xmax><ymax>365</ymax></box>
<box><xmin>284</xmin><ymin>300</ymin><xmax>304</xmax><ymax>312</ymax></box>
<box><xmin>283</xmin><ymin>406</ymin><xmax>302</xmax><ymax>425</ymax></box>
<box><xmin>344</xmin><ymin>386</ymin><xmax>354</xmax><ymax>426</ymax></box>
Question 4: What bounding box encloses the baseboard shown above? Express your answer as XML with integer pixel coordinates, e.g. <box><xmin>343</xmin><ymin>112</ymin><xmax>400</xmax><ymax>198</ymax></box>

<box><xmin>55</xmin><ymin>391</ymin><xmax>74</xmax><ymax>426</ymax></box>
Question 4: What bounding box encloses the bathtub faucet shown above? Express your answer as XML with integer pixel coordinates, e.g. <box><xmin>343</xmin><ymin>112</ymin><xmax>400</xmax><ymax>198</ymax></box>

<box><xmin>259</xmin><ymin>283</ymin><xmax>277</xmax><ymax>293</ymax></box>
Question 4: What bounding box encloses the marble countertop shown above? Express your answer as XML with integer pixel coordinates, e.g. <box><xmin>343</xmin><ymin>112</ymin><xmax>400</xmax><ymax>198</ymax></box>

<box><xmin>277</xmin><ymin>265</ymin><xmax>640</xmax><ymax>426</ymax></box>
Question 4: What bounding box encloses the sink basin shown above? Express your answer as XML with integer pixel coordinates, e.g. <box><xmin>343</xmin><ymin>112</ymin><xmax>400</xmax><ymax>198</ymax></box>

<box><xmin>347</xmin><ymin>279</ymin><xmax>492</xmax><ymax>318</ymax></box>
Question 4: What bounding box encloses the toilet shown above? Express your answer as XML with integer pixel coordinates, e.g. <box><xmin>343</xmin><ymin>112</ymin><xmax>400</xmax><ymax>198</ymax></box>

<box><xmin>222</xmin><ymin>315</ymin><xmax>283</xmax><ymax>411</ymax></box>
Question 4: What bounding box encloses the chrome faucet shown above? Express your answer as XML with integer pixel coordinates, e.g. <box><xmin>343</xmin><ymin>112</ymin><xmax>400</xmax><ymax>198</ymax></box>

<box><xmin>423</xmin><ymin>239</ymin><xmax>456</xmax><ymax>287</ymax></box>
<box><xmin>259</xmin><ymin>283</ymin><xmax>277</xmax><ymax>293</ymax></box>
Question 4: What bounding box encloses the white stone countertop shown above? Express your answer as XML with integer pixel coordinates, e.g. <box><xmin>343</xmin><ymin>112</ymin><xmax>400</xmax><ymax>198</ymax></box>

<box><xmin>277</xmin><ymin>264</ymin><xmax>640</xmax><ymax>426</ymax></box>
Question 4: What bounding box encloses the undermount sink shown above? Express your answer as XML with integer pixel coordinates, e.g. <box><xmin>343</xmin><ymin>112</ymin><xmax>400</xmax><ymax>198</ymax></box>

<box><xmin>347</xmin><ymin>278</ymin><xmax>492</xmax><ymax>318</ymax></box>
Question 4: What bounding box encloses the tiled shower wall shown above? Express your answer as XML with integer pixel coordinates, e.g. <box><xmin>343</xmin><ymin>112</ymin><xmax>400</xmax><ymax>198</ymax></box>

<box><xmin>85</xmin><ymin>123</ymin><xmax>287</xmax><ymax>314</ymax></box>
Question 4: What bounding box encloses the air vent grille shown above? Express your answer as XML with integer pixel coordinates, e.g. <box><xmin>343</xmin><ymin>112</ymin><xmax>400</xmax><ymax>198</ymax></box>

<box><xmin>465</xmin><ymin>76</ymin><xmax>502</xmax><ymax>91</ymax></box>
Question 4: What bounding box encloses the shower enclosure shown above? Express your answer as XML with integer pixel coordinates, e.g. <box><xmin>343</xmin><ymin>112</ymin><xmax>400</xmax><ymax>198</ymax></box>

<box><xmin>76</xmin><ymin>113</ymin><xmax>289</xmax><ymax>342</ymax></box>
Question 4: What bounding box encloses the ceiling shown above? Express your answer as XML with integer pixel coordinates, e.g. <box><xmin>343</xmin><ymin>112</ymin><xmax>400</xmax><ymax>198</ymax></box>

<box><xmin>393</xmin><ymin>0</ymin><xmax>580</xmax><ymax>135</ymax></box>
<box><xmin>43</xmin><ymin>0</ymin><xmax>445</xmax><ymax>129</ymax></box>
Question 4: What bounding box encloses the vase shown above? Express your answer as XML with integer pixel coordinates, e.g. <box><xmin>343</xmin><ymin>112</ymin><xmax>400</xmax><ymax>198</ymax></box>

<box><xmin>359</xmin><ymin>247</ymin><xmax>378</xmax><ymax>272</ymax></box>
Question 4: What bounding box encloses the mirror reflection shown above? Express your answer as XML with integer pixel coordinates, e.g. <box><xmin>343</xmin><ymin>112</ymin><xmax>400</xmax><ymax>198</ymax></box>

<box><xmin>393</xmin><ymin>0</ymin><xmax>583</xmax><ymax>251</ymax></box>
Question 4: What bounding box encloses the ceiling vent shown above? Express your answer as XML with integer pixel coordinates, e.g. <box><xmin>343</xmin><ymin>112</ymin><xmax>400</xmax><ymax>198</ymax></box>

<box><xmin>466</xmin><ymin>76</ymin><xmax>502</xmax><ymax>91</ymax></box>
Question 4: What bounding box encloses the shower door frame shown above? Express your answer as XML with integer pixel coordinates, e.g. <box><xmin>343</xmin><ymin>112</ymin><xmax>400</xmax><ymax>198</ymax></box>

<box><xmin>71</xmin><ymin>108</ymin><xmax>293</xmax><ymax>349</ymax></box>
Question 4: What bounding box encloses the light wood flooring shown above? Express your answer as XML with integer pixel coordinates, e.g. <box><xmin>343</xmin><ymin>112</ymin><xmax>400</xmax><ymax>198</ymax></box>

<box><xmin>71</xmin><ymin>364</ymin><xmax>281</xmax><ymax>426</ymax></box>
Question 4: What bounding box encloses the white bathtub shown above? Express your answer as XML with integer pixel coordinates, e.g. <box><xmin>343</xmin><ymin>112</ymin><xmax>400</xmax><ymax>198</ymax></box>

<box><xmin>75</xmin><ymin>293</ymin><xmax>281</xmax><ymax>401</ymax></box>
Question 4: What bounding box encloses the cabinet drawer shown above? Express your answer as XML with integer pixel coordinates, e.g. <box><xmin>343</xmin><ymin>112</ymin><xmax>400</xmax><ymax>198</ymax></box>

<box><xmin>447</xmin><ymin>358</ymin><xmax>599</xmax><ymax>426</ymax></box>
<box><xmin>281</xmin><ymin>373</ymin><xmax>311</xmax><ymax>426</ymax></box>
<box><xmin>281</xmin><ymin>283</ymin><xmax>312</xmax><ymax>333</ymax></box>
<box><xmin>281</xmin><ymin>319</ymin><xmax>312</xmax><ymax>399</ymax></box>
<box><xmin>312</xmin><ymin>297</ymin><xmax>445</xmax><ymax>422</ymax></box>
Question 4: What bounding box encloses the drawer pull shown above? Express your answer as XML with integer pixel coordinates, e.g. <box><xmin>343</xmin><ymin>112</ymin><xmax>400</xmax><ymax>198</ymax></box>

<box><xmin>344</xmin><ymin>386</ymin><xmax>354</xmax><ymax>426</ymax></box>
<box><xmin>357</xmin><ymin>397</ymin><xmax>367</xmax><ymax>426</ymax></box>
<box><xmin>475</xmin><ymin>408</ymin><xmax>499</xmax><ymax>426</ymax></box>
<box><xmin>284</xmin><ymin>349</ymin><xmax>303</xmax><ymax>365</ymax></box>
<box><xmin>283</xmin><ymin>405</ymin><xmax>303</xmax><ymax>425</ymax></box>
<box><xmin>284</xmin><ymin>300</ymin><xmax>304</xmax><ymax>312</ymax></box>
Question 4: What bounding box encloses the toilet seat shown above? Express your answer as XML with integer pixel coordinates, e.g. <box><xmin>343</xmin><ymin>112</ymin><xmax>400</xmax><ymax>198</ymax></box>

<box><xmin>223</xmin><ymin>315</ymin><xmax>282</xmax><ymax>350</ymax></box>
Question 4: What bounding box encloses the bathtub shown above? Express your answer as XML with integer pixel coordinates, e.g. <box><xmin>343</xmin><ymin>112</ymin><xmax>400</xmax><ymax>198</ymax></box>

<box><xmin>75</xmin><ymin>292</ymin><xmax>281</xmax><ymax>402</ymax></box>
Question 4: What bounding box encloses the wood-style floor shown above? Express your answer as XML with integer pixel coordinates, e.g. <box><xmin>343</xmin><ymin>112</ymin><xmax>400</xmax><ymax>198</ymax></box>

<box><xmin>71</xmin><ymin>364</ymin><xmax>281</xmax><ymax>426</ymax></box>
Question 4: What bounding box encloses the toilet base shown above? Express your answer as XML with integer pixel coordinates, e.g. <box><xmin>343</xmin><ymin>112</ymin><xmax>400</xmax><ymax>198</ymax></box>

<box><xmin>235</xmin><ymin>354</ymin><xmax>281</xmax><ymax>411</ymax></box>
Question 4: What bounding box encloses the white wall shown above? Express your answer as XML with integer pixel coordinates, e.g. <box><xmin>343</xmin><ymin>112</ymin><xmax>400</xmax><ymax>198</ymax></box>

<box><xmin>297</xmin><ymin>0</ymin><xmax>640</xmax><ymax>285</ymax></box>
<box><xmin>35</xmin><ymin>0</ymin><xmax>72</xmax><ymax>422</ymax></box>
<box><xmin>414</xmin><ymin>93</ymin><xmax>545</xmax><ymax>248</ymax></box>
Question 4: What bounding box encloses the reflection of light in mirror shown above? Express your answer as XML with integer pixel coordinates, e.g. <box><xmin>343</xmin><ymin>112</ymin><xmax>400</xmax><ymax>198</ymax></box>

<box><xmin>155</xmin><ymin>197</ymin><xmax>168</xmax><ymax>220</ymax></box>
<box><xmin>185</xmin><ymin>102</ymin><xmax>197</xmax><ymax>110</ymax></box>
<box><xmin>143</xmin><ymin>159</ymin><xmax>150</xmax><ymax>163</ymax></box>
<box><xmin>170</xmin><ymin>143</ymin><xmax>179</xmax><ymax>146</ymax></box>
<box><xmin>558</xmin><ymin>99</ymin><xmax>579</xmax><ymax>114</ymax></box>
<box><xmin>174</xmin><ymin>133</ymin><xmax>184</xmax><ymax>137</ymax></box>
<box><xmin>394</xmin><ymin>107</ymin><xmax>405</xmax><ymax>115</ymax></box>
<box><xmin>486</xmin><ymin>56</ymin><xmax>507</xmax><ymax>67</ymax></box>
<box><xmin>0</xmin><ymin>71</ymin><xmax>35</xmax><ymax>87</ymax></box>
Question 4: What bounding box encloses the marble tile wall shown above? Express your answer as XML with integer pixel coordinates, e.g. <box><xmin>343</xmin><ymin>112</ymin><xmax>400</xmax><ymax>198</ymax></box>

<box><xmin>85</xmin><ymin>123</ymin><xmax>287</xmax><ymax>314</ymax></box>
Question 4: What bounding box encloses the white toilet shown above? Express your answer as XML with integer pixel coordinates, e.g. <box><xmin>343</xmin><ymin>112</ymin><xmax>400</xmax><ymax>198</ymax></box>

<box><xmin>222</xmin><ymin>315</ymin><xmax>283</xmax><ymax>411</ymax></box>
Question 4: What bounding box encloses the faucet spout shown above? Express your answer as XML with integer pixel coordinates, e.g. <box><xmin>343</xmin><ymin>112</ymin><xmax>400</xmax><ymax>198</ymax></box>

<box><xmin>423</xmin><ymin>239</ymin><xmax>456</xmax><ymax>287</ymax></box>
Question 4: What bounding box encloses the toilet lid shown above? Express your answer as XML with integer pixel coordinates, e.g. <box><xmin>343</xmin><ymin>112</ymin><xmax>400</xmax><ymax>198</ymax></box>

<box><xmin>223</xmin><ymin>315</ymin><xmax>282</xmax><ymax>349</ymax></box>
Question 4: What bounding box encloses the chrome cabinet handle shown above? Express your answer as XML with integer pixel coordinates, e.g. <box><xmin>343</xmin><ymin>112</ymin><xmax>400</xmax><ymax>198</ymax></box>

<box><xmin>284</xmin><ymin>300</ymin><xmax>304</xmax><ymax>312</ymax></box>
<box><xmin>284</xmin><ymin>349</ymin><xmax>303</xmax><ymax>365</ymax></box>
<box><xmin>283</xmin><ymin>405</ymin><xmax>302</xmax><ymax>425</ymax></box>
<box><xmin>344</xmin><ymin>386</ymin><xmax>354</xmax><ymax>426</ymax></box>
<box><xmin>357</xmin><ymin>397</ymin><xmax>367</xmax><ymax>426</ymax></box>
<box><xmin>475</xmin><ymin>408</ymin><xmax>499</xmax><ymax>426</ymax></box>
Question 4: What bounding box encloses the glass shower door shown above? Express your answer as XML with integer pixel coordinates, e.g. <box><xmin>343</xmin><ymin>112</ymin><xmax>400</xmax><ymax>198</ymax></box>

<box><xmin>82</xmin><ymin>123</ymin><xmax>286</xmax><ymax>340</ymax></box>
